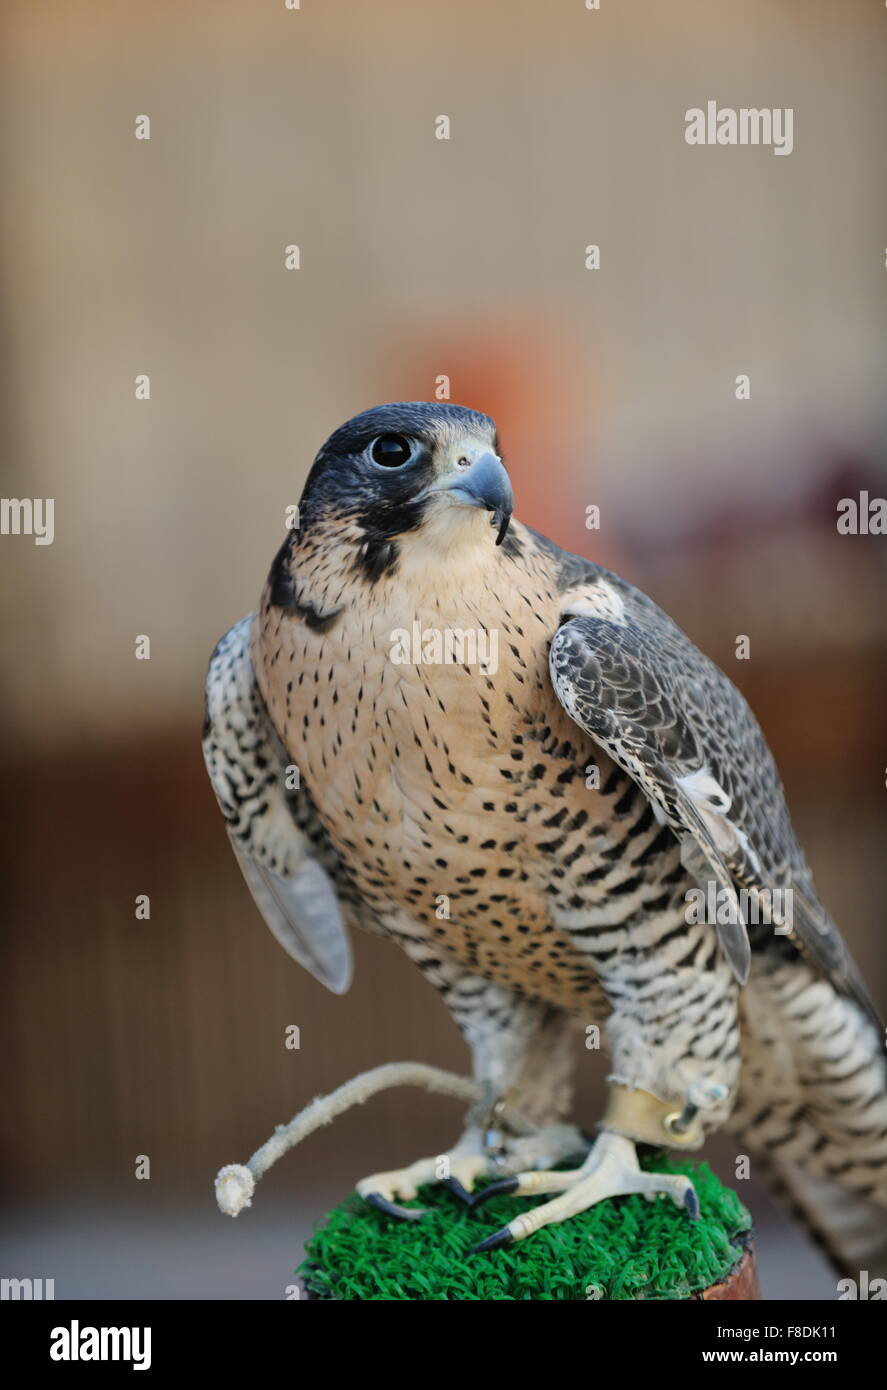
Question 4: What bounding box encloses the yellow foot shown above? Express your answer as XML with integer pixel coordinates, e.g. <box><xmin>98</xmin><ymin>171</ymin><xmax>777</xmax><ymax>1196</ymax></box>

<box><xmin>356</xmin><ymin>1123</ymin><xmax>588</xmax><ymax>1220</ymax></box>
<box><xmin>470</xmin><ymin>1131</ymin><xmax>699</xmax><ymax>1252</ymax></box>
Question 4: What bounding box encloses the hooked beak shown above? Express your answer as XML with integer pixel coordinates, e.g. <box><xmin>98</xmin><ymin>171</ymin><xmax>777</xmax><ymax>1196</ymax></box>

<box><xmin>430</xmin><ymin>451</ymin><xmax>514</xmax><ymax>546</ymax></box>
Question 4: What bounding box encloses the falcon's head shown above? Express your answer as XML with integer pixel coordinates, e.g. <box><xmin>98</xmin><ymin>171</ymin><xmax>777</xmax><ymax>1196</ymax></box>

<box><xmin>297</xmin><ymin>402</ymin><xmax>514</xmax><ymax>580</ymax></box>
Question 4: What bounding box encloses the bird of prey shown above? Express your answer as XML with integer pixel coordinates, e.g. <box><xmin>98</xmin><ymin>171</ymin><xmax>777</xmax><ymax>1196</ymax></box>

<box><xmin>204</xmin><ymin>402</ymin><xmax>887</xmax><ymax>1270</ymax></box>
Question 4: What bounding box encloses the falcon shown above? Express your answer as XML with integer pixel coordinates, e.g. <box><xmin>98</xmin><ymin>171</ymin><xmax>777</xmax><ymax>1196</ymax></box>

<box><xmin>203</xmin><ymin>402</ymin><xmax>887</xmax><ymax>1270</ymax></box>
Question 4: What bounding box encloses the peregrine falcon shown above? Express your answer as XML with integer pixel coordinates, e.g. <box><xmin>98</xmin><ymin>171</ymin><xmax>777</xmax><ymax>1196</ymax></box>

<box><xmin>204</xmin><ymin>402</ymin><xmax>887</xmax><ymax>1269</ymax></box>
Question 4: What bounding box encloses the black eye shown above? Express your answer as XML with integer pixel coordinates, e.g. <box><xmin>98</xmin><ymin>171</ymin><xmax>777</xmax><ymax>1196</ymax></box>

<box><xmin>370</xmin><ymin>434</ymin><xmax>413</xmax><ymax>468</ymax></box>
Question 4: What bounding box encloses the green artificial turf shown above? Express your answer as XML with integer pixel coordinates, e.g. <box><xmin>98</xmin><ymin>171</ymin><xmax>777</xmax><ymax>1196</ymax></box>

<box><xmin>298</xmin><ymin>1155</ymin><xmax>751</xmax><ymax>1300</ymax></box>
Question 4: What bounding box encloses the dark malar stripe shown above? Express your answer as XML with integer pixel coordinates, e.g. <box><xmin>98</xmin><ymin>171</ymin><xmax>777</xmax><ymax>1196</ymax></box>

<box><xmin>266</xmin><ymin>536</ymin><xmax>342</xmax><ymax>631</ymax></box>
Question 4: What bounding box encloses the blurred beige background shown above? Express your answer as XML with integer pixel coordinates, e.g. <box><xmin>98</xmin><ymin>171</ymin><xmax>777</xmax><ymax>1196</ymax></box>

<box><xmin>1</xmin><ymin>0</ymin><xmax>885</xmax><ymax>1298</ymax></box>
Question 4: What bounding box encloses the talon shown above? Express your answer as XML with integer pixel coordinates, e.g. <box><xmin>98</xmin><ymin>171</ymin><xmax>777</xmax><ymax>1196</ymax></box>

<box><xmin>363</xmin><ymin>1191</ymin><xmax>427</xmax><ymax>1221</ymax></box>
<box><xmin>465</xmin><ymin>1133</ymin><xmax>705</xmax><ymax>1248</ymax></box>
<box><xmin>354</xmin><ymin>1124</ymin><xmax>591</xmax><ymax>1232</ymax></box>
<box><xmin>441</xmin><ymin>1176</ymin><xmax>473</xmax><ymax>1206</ymax></box>
<box><xmin>471</xmin><ymin>1226</ymin><xmax>514</xmax><ymax>1253</ymax></box>
<box><xmin>470</xmin><ymin>1177</ymin><xmax>520</xmax><ymax>1208</ymax></box>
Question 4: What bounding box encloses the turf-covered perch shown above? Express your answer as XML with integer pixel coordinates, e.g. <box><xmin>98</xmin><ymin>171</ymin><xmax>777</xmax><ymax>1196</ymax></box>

<box><xmin>298</xmin><ymin>1156</ymin><xmax>752</xmax><ymax>1301</ymax></box>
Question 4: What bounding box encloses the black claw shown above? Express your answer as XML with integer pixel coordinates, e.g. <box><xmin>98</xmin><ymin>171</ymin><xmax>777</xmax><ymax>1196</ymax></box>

<box><xmin>471</xmin><ymin>1226</ymin><xmax>514</xmax><ymax>1254</ymax></box>
<box><xmin>441</xmin><ymin>1177</ymin><xmax>473</xmax><ymax>1206</ymax></box>
<box><xmin>470</xmin><ymin>1177</ymin><xmax>520</xmax><ymax>1209</ymax></box>
<box><xmin>684</xmin><ymin>1187</ymin><xmax>701</xmax><ymax>1221</ymax></box>
<box><xmin>363</xmin><ymin>1191</ymin><xmax>427</xmax><ymax>1221</ymax></box>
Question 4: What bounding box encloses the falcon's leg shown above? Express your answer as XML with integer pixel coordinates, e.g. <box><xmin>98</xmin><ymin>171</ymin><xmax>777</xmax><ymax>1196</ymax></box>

<box><xmin>471</xmin><ymin>1131</ymin><xmax>698</xmax><ymax>1250</ymax></box>
<box><xmin>356</xmin><ymin>970</ymin><xmax>589</xmax><ymax>1218</ymax></box>
<box><xmin>470</xmin><ymin>888</ymin><xmax>743</xmax><ymax>1246</ymax></box>
<box><xmin>357</xmin><ymin>1122</ymin><xmax>588</xmax><ymax>1219</ymax></box>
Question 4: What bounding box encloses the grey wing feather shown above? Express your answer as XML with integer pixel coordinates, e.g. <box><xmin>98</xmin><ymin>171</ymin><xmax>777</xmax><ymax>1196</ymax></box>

<box><xmin>202</xmin><ymin>614</ymin><xmax>361</xmax><ymax>995</ymax></box>
<box><xmin>227</xmin><ymin>845</ymin><xmax>352</xmax><ymax>993</ymax></box>
<box><xmin>547</xmin><ymin>560</ymin><xmax>880</xmax><ymax>1025</ymax></box>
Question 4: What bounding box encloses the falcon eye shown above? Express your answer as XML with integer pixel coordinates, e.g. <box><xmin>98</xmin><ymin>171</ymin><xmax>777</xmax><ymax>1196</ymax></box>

<box><xmin>370</xmin><ymin>434</ymin><xmax>414</xmax><ymax>468</ymax></box>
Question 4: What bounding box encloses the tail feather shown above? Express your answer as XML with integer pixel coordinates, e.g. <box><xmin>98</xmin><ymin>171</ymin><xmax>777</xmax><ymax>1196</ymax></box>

<box><xmin>757</xmin><ymin>1155</ymin><xmax>887</xmax><ymax>1282</ymax></box>
<box><xmin>730</xmin><ymin>952</ymin><xmax>887</xmax><ymax>1282</ymax></box>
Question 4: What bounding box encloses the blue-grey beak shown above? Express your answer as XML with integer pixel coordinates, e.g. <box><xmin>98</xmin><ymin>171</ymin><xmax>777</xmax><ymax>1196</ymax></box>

<box><xmin>431</xmin><ymin>452</ymin><xmax>514</xmax><ymax>546</ymax></box>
